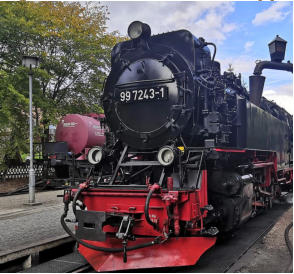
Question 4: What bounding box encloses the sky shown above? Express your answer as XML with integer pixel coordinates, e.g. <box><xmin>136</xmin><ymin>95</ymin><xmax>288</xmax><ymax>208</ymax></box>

<box><xmin>102</xmin><ymin>1</ymin><xmax>293</xmax><ymax>114</ymax></box>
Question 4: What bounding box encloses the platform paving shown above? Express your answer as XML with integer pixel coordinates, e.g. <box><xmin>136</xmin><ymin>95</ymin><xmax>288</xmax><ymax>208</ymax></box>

<box><xmin>0</xmin><ymin>190</ymin><xmax>74</xmax><ymax>253</ymax></box>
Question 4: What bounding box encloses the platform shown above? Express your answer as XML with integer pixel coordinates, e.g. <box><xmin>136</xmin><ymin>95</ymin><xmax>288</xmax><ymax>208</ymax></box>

<box><xmin>0</xmin><ymin>190</ymin><xmax>75</xmax><ymax>257</ymax></box>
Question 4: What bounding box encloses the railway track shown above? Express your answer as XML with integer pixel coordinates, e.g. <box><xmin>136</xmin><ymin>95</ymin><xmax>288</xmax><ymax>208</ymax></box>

<box><xmin>17</xmin><ymin>202</ymin><xmax>290</xmax><ymax>273</ymax></box>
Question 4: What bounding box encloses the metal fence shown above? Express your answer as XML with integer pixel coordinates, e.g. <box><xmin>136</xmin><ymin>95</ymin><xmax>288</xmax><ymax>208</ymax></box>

<box><xmin>0</xmin><ymin>164</ymin><xmax>55</xmax><ymax>182</ymax></box>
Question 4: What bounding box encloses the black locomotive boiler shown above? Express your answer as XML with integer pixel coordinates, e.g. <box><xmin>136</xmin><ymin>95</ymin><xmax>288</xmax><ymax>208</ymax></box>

<box><xmin>61</xmin><ymin>21</ymin><xmax>293</xmax><ymax>271</ymax></box>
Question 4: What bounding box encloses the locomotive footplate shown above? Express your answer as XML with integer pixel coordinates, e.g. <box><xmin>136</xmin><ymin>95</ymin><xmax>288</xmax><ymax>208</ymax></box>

<box><xmin>76</xmin><ymin>210</ymin><xmax>107</xmax><ymax>242</ymax></box>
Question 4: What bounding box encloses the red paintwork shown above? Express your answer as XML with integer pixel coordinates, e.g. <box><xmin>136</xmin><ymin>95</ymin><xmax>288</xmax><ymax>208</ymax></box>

<box><xmin>78</xmin><ymin>237</ymin><xmax>216</xmax><ymax>272</ymax></box>
<box><xmin>56</xmin><ymin>114</ymin><xmax>106</xmax><ymax>154</ymax></box>
<box><xmin>263</xmin><ymin>166</ymin><xmax>272</xmax><ymax>187</ymax></box>
<box><xmin>252</xmin><ymin>201</ymin><xmax>265</xmax><ymax>207</ymax></box>
<box><xmin>214</xmin><ymin>148</ymin><xmax>246</xmax><ymax>153</ymax></box>
<box><xmin>79</xmin><ymin>171</ymin><xmax>209</xmax><ymax>236</ymax></box>
<box><xmin>253</xmin><ymin>162</ymin><xmax>274</xmax><ymax>168</ymax></box>
<box><xmin>167</xmin><ymin>177</ymin><xmax>173</xmax><ymax>191</ymax></box>
<box><xmin>199</xmin><ymin>170</ymin><xmax>208</xmax><ymax>208</ymax></box>
<box><xmin>81</xmin><ymin>189</ymin><xmax>182</xmax><ymax>236</ymax></box>
<box><xmin>75</xmin><ymin>170</ymin><xmax>214</xmax><ymax>271</ymax></box>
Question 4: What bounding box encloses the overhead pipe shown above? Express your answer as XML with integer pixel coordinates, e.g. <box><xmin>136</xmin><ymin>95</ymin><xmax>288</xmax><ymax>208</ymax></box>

<box><xmin>253</xmin><ymin>60</ymin><xmax>293</xmax><ymax>76</ymax></box>
<box><xmin>249</xmin><ymin>35</ymin><xmax>293</xmax><ymax>107</ymax></box>
<box><xmin>249</xmin><ymin>61</ymin><xmax>293</xmax><ymax>106</ymax></box>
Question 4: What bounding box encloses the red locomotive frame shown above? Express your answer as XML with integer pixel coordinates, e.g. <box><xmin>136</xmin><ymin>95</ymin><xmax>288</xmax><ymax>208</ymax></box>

<box><xmin>76</xmin><ymin>169</ymin><xmax>216</xmax><ymax>271</ymax></box>
<box><xmin>74</xmin><ymin>169</ymin><xmax>216</xmax><ymax>271</ymax></box>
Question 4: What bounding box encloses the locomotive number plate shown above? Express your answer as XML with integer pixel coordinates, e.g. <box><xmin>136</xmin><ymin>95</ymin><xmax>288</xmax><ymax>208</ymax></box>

<box><xmin>118</xmin><ymin>86</ymin><xmax>168</xmax><ymax>104</ymax></box>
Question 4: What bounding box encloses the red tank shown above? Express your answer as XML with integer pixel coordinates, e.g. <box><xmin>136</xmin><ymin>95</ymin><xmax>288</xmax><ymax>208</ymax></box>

<box><xmin>56</xmin><ymin>114</ymin><xmax>106</xmax><ymax>154</ymax></box>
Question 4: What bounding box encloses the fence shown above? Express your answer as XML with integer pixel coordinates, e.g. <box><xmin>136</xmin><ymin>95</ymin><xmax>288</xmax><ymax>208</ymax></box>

<box><xmin>0</xmin><ymin>164</ymin><xmax>55</xmax><ymax>182</ymax></box>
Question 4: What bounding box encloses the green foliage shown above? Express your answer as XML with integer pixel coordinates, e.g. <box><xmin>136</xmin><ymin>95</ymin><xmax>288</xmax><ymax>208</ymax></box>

<box><xmin>0</xmin><ymin>1</ymin><xmax>123</xmax><ymax>163</ymax></box>
<box><xmin>0</xmin><ymin>69</ymin><xmax>29</xmax><ymax>166</ymax></box>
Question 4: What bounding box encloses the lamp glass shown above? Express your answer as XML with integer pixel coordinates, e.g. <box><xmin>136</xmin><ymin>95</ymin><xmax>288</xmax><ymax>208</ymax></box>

<box><xmin>276</xmin><ymin>42</ymin><xmax>285</xmax><ymax>53</ymax></box>
<box><xmin>157</xmin><ymin>146</ymin><xmax>175</xmax><ymax>166</ymax></box>
<box><xmin>269</xmin><ymin>42</ymin><xmax>275</xmax><ymax>55</ymax></box>
<box><xmin>128</xmin><ymin>21</ymin><xmax>143</xmax><ymax>39</ymax></box>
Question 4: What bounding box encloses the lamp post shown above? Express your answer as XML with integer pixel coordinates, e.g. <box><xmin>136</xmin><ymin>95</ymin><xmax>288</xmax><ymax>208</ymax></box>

<box><xmin>22</xmin><ymin>56</ymin><xmax>41</xmax><ymax>205</ymax></box>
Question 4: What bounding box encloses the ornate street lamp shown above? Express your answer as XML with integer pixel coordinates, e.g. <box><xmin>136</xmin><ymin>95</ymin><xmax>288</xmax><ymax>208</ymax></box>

<box><xmin>22</xmin><ymin>55</ymin><xmax>41</xmax><ymax>205</ymax></box>
<box><xmin>268</xmin><ymin>35</ymin><xmax>287</xmax><ymax>63</ymax></box>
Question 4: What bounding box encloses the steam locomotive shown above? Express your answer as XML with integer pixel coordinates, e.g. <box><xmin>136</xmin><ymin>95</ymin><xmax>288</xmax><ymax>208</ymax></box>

<box><xmin>61</xmin><ymin>21</ymin><xmax>293</xmax><ymax>271</ymax></box>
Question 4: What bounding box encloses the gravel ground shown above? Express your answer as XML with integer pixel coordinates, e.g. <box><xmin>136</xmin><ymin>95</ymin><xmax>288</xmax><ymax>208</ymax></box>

<box><xmin>0</xmin><ymin>190</ymin><xmax>74</xmax><ymax>253</ymax></box>
<box><xmin>229</xmin><ymin>204</ymin><xmax>293</xmax><ymax>273</ymax></box>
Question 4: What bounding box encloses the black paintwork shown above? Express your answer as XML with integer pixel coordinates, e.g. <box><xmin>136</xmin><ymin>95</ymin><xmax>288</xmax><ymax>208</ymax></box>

<box><xmin>103</xmin><ymin>27</ymin><xmax>292</xmax><ymax>168</ymax></box>
<box><xmin>245</xmin><ymin>102</ymin><xmax>291</xmax><ymax>168</ymax></box>
<box><xmin>103</xmin><ymin>30</ymin><xmax>205</xmax><ymax>149</ymax></box>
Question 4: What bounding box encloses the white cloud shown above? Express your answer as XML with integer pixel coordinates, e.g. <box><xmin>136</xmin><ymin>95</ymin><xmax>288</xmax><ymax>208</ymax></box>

<box><xmin>263</xmin><ymin>89</ymin><xmax>276</xmax><ymax>96</ymax></box>
<box><xmin>244</xmin><ymin>41</ymin><xmax>255</xmax><ymax>52</ymax></box>
<box><xmin>263</xmin><ymin>94</ymin><xmax>293</xmax><ymax>114</ymax></box>
<box><xmin>269</xmin><ymin>83</ymin><xmax>293</xmax><ymax>97</ymax></box>
<box><xmin>105</xmin><ymin>1</ymin><xmax>237</xmax><ymax>43</ymax></box>
<box><xmin>252</xmin><ymin>2</ymin><xmax>291</xmax><ymax>26</ymax></box>
<box><xmin>263</xmin><ymin>83</ymin><xmax>293</xmax><ymax>114</ymax></box>
<box><xmin>218</xmin><ymin>55</ymin><xmax>256</xmax><ymax>75</ymax></box>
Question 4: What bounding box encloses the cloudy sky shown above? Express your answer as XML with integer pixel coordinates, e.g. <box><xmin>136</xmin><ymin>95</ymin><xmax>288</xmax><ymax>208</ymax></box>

<box><xmin>103</xmin><ymin>1</ymin><xmax>293</xmax><ymax>113</ymax></box>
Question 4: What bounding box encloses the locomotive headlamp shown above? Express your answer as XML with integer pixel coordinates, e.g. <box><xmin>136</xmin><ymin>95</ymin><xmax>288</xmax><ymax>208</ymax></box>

<box><xmin>127</xmin><ymin>21</ymin><xmax>151</xmax><ymax>40</ymax></box>
<box><xmin>88</xmin><ymin>146</ymin><xmax>104</xmax><ymax>165</ymax></box>
<box><xmin>157</xmin><ymin>146</ymin><xmax>176</xmax><ymax>166</ymax></box>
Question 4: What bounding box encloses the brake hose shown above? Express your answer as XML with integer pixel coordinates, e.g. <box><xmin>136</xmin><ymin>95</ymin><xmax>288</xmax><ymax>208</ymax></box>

<box><xmin>144</xmin><ymin>184</ymin><xmax>160</xmax><ymax>229</ymax></box>
<box><xmin>72</xmin><ymin>187</ymin><xmax>83</xmax><ymax>215</ymax></box>
<box><xmin>61</xmin><ymin>187</ymin><xmax>162</xmax><ymax>253</ymax></box>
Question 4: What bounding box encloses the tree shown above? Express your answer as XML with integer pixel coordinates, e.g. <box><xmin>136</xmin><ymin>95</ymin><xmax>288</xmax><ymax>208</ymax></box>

<box><xmin>0</xmin><ymin>1</ymin><xmax>123</xmax><ymax>163</ymax></box>
<box><xmin>0</xmin><ymin>69</ymin><xmax>29</xmax><ymax>167</ymax></box>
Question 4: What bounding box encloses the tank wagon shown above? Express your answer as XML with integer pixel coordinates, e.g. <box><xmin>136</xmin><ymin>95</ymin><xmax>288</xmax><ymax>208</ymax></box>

<box><xmin>45</xmin><ymin>113</ymin><xmax>109</xmax><ymax>182</ymax></box>
<box><xmin>61</xmin><ymin>22</ymin><xmax>293</xmax><ymax>271</ymax></box>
